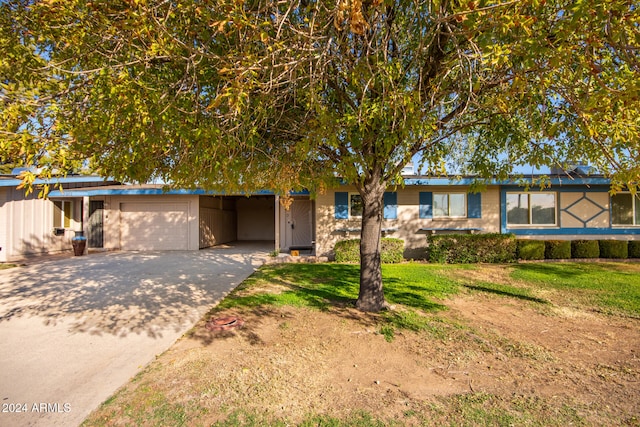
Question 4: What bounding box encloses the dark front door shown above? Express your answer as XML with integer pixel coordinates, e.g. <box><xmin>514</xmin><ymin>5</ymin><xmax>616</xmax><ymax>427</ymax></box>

<box><xmin>88</xmin><ymin>201</ymin><xmax>104</xmax><ymax>248</ymax></box>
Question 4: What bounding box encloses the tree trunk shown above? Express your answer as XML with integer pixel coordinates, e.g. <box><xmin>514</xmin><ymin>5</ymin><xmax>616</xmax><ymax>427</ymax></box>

<box><xmin>355</xmin><ymin>178</ymin><xmax>387</xmax><ymax>312</ymax></box>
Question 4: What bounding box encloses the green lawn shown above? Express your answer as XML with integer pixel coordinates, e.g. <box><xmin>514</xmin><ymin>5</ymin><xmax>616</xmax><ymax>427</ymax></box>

<box><xmin>509</xmin><ymin>262</ymin><xmax>640</xmax><ymax>317</ymax></box>
<box><xmin>222</xmin><ymin>261</ymin><xmax>640</xmax><ymax>318</ymax></box>
<box><xmin>218</xmin><ymin>262</ymin><xmax>461</xmax><ymax>313</ymax></box>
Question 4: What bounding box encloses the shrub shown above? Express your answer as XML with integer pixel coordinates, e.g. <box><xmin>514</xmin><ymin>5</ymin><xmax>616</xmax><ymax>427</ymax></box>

<box><xmin>517</xmin><ymin>240</ymin><xmax>545</xmax><ymax>260</ymax></box>
<box><xmin>334</xmin><ymin>239</ymin><xmax>359</xmax><ymax>263</ymax></box>
<box><xmin>334</xmin><ymin>238</ymin><xmax>405</xmax><ymax>263</ymax></box>
<box><xmin>571</xmin><ymin>240</ymin><xmax>600</xmax><ymax>259</ymax></box>
<box><xmin>380</xmin><ymin>238</ymin><xmax>405</xmax><ymax>263</ymax></box>
<box><xmin>427</xmin><ymin>233</ymin><xmax>516</xmax><ymax>264</ymax></box>
<box><xmin>599</xmin><ymin>240</ymin><xmax>628</xmax><ymax>259</ymax></box>
<box><xmin>629</xmin><ymin>241</ymin><xmax>640</xmax><ymax>259</ymax></box>
<box><xmin>545</xmin><ymin>240</ymin><xmax>572</xmax><ymax>259</ymax></box>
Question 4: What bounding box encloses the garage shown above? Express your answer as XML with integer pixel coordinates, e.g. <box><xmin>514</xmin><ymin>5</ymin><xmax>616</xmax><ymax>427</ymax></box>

<box><xmin>120</xmin><ymin>202</ymin><xmax>190</xmax><ymax>250</ymax></box>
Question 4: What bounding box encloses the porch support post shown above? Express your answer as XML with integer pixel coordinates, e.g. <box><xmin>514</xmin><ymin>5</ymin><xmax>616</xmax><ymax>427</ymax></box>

<box><xmin>274</xmin><ymin>195</ymin><xmax>280</xmax><ymax>253</ymax></box>
<box><xmin>82</xmin><ymin>196</ymin><xmax>90</xmax><ymax>254</ymax></box>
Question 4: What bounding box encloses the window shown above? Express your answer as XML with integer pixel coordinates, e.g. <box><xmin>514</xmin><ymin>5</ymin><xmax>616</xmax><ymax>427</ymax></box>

<box><xmin>334</xmin><ymin>192</ymin><xmax>397</xmax><ymax>219</ymax></box>
<box><xmin>53</xmin><ymin>200</ymin><xmax>73</xmax><ymax>228</ymax></box>
<box><xmin>419</xmin><ymin>192</ymin><xmax>482</xmax><ymax>219</ymax></box>
<box><xmin>433</xmin><ymin>193</ymin><xmax>466</xmax><ymax>218</ymax></box>
<box><xmin>506</xmin><ymin>192</ymin><xmax>556</xmax><ymax>226</ymax></box>
<box><xmin>349</xmin><ymin>193</ymin><xmax>363</xmax><ymax>217</ymax></box>
<box><xmin>611</xmin><ymin>193</ymin><xmax>640</xmax><ymax>226</ymax></box>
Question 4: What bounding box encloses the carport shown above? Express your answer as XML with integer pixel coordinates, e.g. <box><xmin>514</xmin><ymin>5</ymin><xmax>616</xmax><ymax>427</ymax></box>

<box><xmin>199</xmin><ymin>195</ymin><xmax>276</xmax><ymax>249</ymax></box>
<box><xmin>48</xmin><ymin>185</ymin><xmax>314</xmax><ymax>254</ymax></box>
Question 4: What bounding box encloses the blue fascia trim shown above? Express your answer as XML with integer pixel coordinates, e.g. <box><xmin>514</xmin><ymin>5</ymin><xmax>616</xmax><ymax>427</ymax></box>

<box><xmin>506</xmin><ymin>228</ymin><xmax>640</xmax><ymax>236</ymax></box>
<box><xmin>48</xmin><ymin>187</ymin><xmax>310</xmax><ymax>197</ymax></box>
<box><xmin>501</xmin><ymin>184</ymin><xmax>611</xmax><ymax>192</ymax></box>
<box><xmin>393</xmin><ymin>176</ymin><xmax>612</xmax><ymax>187</ymax></box>
<box><xmin>403</xmin><ymin>178</ymin><xmax>488</xmax><ymax>186</ymax></box>
<box><xmin>0</xmin><ymin>176</ymin><xmax>112</xmax><ymax>187</ymax></box>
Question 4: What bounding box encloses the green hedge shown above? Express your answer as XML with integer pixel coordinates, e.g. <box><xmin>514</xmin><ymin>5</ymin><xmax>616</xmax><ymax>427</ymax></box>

<box><xmin>334</xmin><ymin>236</ymin><xmax>637</xmax><ymax>263</ymax></box>
<box><xmin>381</xmin><ymin>238</ymin><xmax>405</xmax><ymax>263</ymax></box>
<box><xmin>517</xmin><ymin>240</ymin><xmax>545</xmax><ymax>260</ymax></box>
<box><xmin>599</xmin><ymin>240</ymin><xmax>628</xmax><ymax>259</ymax></box>
<box><xmin>571</xmin><ymin>240</ymin><xmax>600</xmax><ymax>259</ymax></box>
<box><xmin>427</xmin><ymin>233</ymin><xmax>517</xmax><ymax>264</ymax></box>
<box><xmin>545</xmin><ymin>240</ymin><xmax>572</xmax><ymax>259</ymax></box>
<box><xmin>629</xmin><ymin>241</ymin><xmax>640</xmax><ymax>258</ymax></box>
<box><xmin>334</xmin><ymin>238</ymin><xmax>404</xmax><ymax>263</ymax></box>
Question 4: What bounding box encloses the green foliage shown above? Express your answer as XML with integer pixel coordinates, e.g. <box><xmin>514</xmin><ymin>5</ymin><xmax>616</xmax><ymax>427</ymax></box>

<box><xmin>517</xmin><ymin>240</ymin><xmax>545</xmax><ymax>261</ymax></box>
<box><xmin>544</xmin><ymin>240</ymin><xmax>572</xmax><ymax>260</ymax></box>
<box><xmin>381</xmin><ymin>238</ymin><xmax>405</xmax><ymax>264</ymax></box>
<box><xmin>334</xmin><ymin>238</ymin><xmax>404</xmax><ymax>264</ymax></box>
<box><xmin>3</xmin><ymin>0</ymin><xmax>638</xmax><ymax>191</ymax></box>
<box><xmin>427</xmin><ymin>234</ymin><xmax>516</xmax><ymax>264</ymax></box>
<box><xmin>629</xmin><ymin>241</ymin><xmax>640</xmax><ymax>259</ymax></box>
<box><xmin>379</xmin><ymin>324</ymin><xmax>396</xmax><ymax>343</ymax></box>
<box><xmin>571</xmin><ymin>240</ymin><xmax>600</xmax><ymax>259</ymax></box>
<box><xmin>599</xmin><ymin>240</ymin><xmax>629</xmax><ymax>259</ymax></box>
<box><xmin>334</xmin><ymin>239</ymin><xmax>360</xmax><ymax>263</ymax></box>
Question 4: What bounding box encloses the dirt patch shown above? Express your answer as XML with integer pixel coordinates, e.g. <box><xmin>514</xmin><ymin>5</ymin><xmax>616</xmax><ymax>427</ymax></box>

<box><xmin>447</xmin><ymin>294</ymin><xmax>640</xmax><ymax>417</ymax></box>
<box><xmin>87</xmin><ymin>289</ymin><xmax>640</xmax><ymax>426</ymax></box>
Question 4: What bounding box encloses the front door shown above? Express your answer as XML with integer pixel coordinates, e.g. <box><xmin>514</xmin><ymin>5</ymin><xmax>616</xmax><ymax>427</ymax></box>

<box><xmin>288</xmin><ymin>199</ymin><xmax>313</xmax><ymax>249</ymax></box>
<box><xmin>88</xmin><ymin>201</ymin><xmax>104</xmax><ymax>248</ymax></box>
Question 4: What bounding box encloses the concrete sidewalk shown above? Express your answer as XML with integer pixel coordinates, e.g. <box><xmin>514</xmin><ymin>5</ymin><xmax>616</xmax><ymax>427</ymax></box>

<box><xmin>0</xmin><ymin>245</ymin><xmax>269</xmax><ymax>426</ymax></box>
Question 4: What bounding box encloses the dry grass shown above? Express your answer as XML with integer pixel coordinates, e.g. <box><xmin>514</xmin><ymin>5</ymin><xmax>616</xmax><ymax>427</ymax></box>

<box><xmin>82</xmin><ymin>263</ymin><xmax>640</xmax><ymax>427</ymax></box>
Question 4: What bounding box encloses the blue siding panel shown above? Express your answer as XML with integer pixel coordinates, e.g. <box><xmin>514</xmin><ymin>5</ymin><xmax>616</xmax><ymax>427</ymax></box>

<box><xmin>335</xmin><ymin>192</ymin><xmax>349</xmax><ymax>219</ymax></box>
<box><xmin>419</xmin><ymin>192</ymin><xmax>433</xmax><ymax>219</ymax></box>
<box><xmin>467</xmin><ymin>193</ymin><xmax>482</xmax><ymax>218</ymax></box>
<box><xmin>384</xmin><ymin>192</ymin><xmax>397</xmax><ymax>219</ymax></box>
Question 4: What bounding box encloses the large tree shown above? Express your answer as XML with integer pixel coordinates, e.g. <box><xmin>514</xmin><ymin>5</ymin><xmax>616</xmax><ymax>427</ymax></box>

<box><xmin>1</xmin><ymin>0</ymin><xmax>638</xmax><ymax>311</ymax></box>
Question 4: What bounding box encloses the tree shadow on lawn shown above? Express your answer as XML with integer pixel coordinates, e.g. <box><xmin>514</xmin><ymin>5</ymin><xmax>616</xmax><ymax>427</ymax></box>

<box><xmin>510</xmin><ymin>262</ymin><xmax>600</xmax><ymax>281</ymax></box>
<box><xmin>190</xmin><ymin>263</ymin><xmax>451</xmax><ymax>345</ymax></box>
<box><xmin>462</xmin><ymin>283</ymin><xmax>550</xmax><ymax>304</ymax></box>
<box><xmin>229</xmin><ymin>264</ymin><xmax>448</xmax><ymax>312</ymax></box>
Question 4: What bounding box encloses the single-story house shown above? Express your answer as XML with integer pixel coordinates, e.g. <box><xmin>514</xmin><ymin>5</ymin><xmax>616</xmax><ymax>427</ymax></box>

<box><xmin>1</xmin><ymin>170</ymin><xmax>638</xmax><ymax>262</ymax></box>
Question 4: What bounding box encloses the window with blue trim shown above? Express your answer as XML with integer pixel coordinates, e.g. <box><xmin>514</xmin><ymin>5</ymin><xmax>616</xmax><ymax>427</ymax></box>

<box><xmin>334</xmin><ymin>191</ymin><xmax>397</xmax><ymax>219</ymax></box>
<box><xmin>612</xmin><ymin>193</ymin><xmax>640</xmax><ymax>226</ymax></box>
<box><xmin>506</xmin><ymin>192</ymin><xmax>556</xmax><ymax>226</ymax></box>
<box><xmin>433</xmin><ymin>193</ymin><xmax>466</xmax><ymax>218</ymax></box>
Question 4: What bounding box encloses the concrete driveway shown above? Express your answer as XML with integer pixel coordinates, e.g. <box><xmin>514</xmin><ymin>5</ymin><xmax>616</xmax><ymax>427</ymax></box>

<box><xmin>0</xmin><ymin>244</ymin><xmax>270</xmax><ymax>427</ymax></box>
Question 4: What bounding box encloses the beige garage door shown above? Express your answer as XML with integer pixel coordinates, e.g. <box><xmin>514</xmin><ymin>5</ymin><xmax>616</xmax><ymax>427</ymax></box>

<box><xmin>120</xmin><ymin>202</ymin><xmax>189</xmax><ymax>250</ymax></box>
